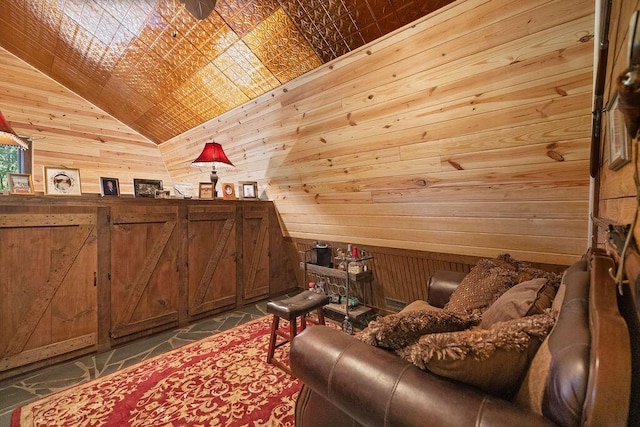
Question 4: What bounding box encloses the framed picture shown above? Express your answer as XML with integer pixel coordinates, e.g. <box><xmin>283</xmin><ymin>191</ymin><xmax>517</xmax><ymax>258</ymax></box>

<box><xmin>7</xmin><ymin>173</ymin><xmax>34</xmax><ymax>195</ymax></box>
<box><xmin>607</xmin><ymin>95</ymin><xmax>631</xmax><ymax>171</ymax></box>
<box><xmin>222</xmin><ymin>182</ymin><xmax>236</xmax><ymax>200</ymax></box>
<box><xmin>199</xmin><ymin>182</ymin><xmax>214</xmax><ymax>199</ymax></box>
<box><xmin>239</xmin><ymin>181</ymin><xmax>258</xmax><ymax>199</ymax></box>
<box><xmin>133</xmin><ymin>178</ymin><xmax>163</xmax><ymax>198</ymax></box>
<box><xmin>99</xmin><ymin>177</ymin><xmax>120</xmax><ymax>197</ymax></box>
<box><xmin>173</xmin><ymin>182</ymin><xmax>195</xmax><ymax>199</ymax></box>
<box><xmin>155</xmin><ymin>189</ymin><xmax>171</xmax><ymax>199</ymax></box>
<box><xmin>44</xmin><ymin>166</ymin><xmax>82</xmax><ymax>196</ymax></box>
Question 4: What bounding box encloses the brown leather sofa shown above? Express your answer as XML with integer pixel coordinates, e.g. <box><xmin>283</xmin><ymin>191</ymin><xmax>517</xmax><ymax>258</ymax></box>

<box><xmin>290</xmin><ymin>252</ymin><xmax>633</xmax><ymax>426</ymax></box>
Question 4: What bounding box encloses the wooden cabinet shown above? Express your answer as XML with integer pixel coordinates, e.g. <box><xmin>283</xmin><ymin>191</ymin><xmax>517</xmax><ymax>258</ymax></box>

<box><xmin>0</xmin><ymin>206</ymin><xmax>98</xmax><ymax>379</ymax></box>
<box><xmin>0</xmin><ymin>196</ymin><xmax>298</xmax><ymax>379</ymax></box>
<box><xmin>109</xmin><ymin>205</ymin><xmax>181</xmax><ymax>344</ymax></box>
<box><xmin>187</xmin><ymin>205</ymin><xmax>238</xmax><ymax>320</ymax></box>
<box><xmin>241</xmin><ymin>205</ymin><xmax>270</xmax><ymax>303</ymax></box>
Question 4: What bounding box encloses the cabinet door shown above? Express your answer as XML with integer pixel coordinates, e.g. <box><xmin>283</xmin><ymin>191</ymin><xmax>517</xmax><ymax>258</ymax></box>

<box><xmin>187</xmin><ymin>206</ymin><xmax>237</xmax><ymax>318</ymax></box>
<box><xmin>242</xmin><ymin>206</ymin><xmax>270</xmax><ymax>302</ymax></box>
<box><xmin>109</xmin><ymin>206</ymin><xmax>180</xmax><ymax>342</ymax></box>
<box><xmin>0</xmin><ymin>210</ymin><xmax>97</xmax><ymax>378</ymax></box>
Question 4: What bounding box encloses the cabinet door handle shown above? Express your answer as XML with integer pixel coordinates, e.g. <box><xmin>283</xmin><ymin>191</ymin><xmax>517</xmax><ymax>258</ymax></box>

<box><xmin>94</xmin><ymin>272</ymin><xmax>97</xmax><ymax>287</ymax></box>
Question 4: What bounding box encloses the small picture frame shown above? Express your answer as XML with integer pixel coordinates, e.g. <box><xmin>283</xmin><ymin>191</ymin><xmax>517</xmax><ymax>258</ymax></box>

<box><xmin>155</xmin><ymin>189</ymin><xmax>171</xmax><ymax>199</ymax></box>
<box><xmin>44</xmin><ymin>166</ymin><xmax>82</xmax><ymax>196</ymax></box>
<box><xmin>199</xmin><ymin>182</ymin><xmax>214</xmax><ymax>199</ymax></box>
<box><xmin>173</xmin><ymin>182</ymin><xmax>195</xmax><ymax>199</ymax></box>
<box><xmin>7</xmin><ymin>173</ymin><xmax>34</xmax><ymax>195</ymax></box>
<box><xmin>99</xmin><ymin>177</ymin><xmax>120</xmax><ymax>197</ymax></box>
<box><xmin>607</xmin><ymin>95</ymin><xmax>631</xmax><ymax>171</ymax></box>
<box><xmin>222</xmin><ymin>182</ymin><xmax>236</xmax><ymax>200</ymax></box>
<box><xmin>239</xmin><ymin>181</ymin><xmax>258</xmax><ymax>199</ymax></box>
<box><xmin>133</xmin><ymin>178</ymin><xmax>163</xmax><ymax>198</ymax></box>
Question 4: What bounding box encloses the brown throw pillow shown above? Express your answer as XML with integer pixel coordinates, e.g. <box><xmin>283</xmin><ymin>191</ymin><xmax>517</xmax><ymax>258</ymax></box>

<box><xmin>397</xmin><ymin>313</ymin><xmax>556</xmax><ymax>398</ymax></box>
<box><xmin>498</xmin><ymin>253</ymin><xmax>563</xmax><ymax>288</ymax></box>
<box><xmin>443</xmin><ymin>257</ymin><xmax>518</xmax><ymax>315</ymax></box>
<box><xmin>355</xmin><ymin>310</ymin><xmax>479</xmax><ymax>350</ymax></box>
<box><xmin>480</xmin><ymin>278</ymin><xmax>557</xmax><ymax>329</ymax></box>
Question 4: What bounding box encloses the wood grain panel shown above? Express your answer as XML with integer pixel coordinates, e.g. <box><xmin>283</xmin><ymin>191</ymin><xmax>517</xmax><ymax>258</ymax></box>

<box><xmin>0</xmin><ymin>48</ymin><xmax>172</xmax><ymax>196</ymax></box>
<box><xmin>596</xmin><ymin>0</ymin><xmax>640</xmax><ymax>253</ymax></box>
<box><xmin>187</xmin><ymin>206</ymin><xmax>238</xmax><ymax>318</ymax></box>
<box><xmin>0</xmin><ymin>0</ymin><xmax>595</xmax><ymax>268</ymax></box>
<box><xmin>160</xmin><ymin>0</ymin><xmax>594</xmax><ymax>265</ymax></box>
<box><xmin>242</xmin><ymin>206</ymin><xmax>270</xmax><ymax>302</ymax></box>
<box><xmin>109</xmin><ymin>206</ymin><xmax>180</xmax><ymax>340</ymax></box>
<box><xmin>0</xmin><ymin>209</ymin><xmax>97</xmax><ymax>377</ymax></box>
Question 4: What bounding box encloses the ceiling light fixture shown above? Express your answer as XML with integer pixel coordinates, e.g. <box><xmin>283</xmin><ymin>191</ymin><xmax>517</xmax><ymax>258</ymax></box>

<box><xmin>0</xmin><ymin>111</ymin><xmax>28</xmax><ymax>149</ymax></box>
<box><xmin>191</xmin><ymin>141</ymin><xmax>234</xmax><ymax>198</ymax></box>
<box><xmin>179</xmin><ymin>0</ymin><xmax>217</xmax><ymax>20</ymax></box>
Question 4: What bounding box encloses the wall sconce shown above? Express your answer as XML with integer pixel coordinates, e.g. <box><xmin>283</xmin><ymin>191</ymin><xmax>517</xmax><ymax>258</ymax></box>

<box><xmin>0</xmin><ymin>111</ymin><xmax>29</xmax><ymax>149</ymax></box>
<box><xmin>191</xmin><ymin>142</ymin><xmax>234</xmax><ymax>198</ymax></box>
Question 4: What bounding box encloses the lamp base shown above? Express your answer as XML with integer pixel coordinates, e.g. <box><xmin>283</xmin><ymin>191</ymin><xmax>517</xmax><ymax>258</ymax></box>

<box><xmin>210</xmin><ymin>170</ymin><xmax>218</xmax><ymax>198</ymax></box>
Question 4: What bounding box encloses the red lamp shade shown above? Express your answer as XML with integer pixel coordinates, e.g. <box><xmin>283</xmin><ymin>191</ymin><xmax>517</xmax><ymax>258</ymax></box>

<box><xmin>191</xmin><ymin>142</ymin><xmax>234</xmax><ymax>168</ymax></box>
<box><xmin>0</xmin><ymin>111</ymin><xmax>28</xmax><ymax>149</ymax></box>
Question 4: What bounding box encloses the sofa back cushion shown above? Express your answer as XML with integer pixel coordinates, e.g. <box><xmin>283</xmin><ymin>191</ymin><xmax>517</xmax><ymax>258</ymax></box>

<box><xmin>514</xmin><ymin>260</ymin><xmax>590</xmax><ymax>426</ymax></box>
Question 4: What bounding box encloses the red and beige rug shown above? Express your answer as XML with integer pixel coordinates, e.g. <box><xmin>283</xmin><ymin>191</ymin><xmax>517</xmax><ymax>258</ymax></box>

<box><xmin>11</xmin><ymin>316</ymin><xmax>302</xmax><ymax>427</ymax></box>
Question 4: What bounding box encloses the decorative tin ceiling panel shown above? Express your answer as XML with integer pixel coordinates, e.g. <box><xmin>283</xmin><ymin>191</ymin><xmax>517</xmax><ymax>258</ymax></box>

<box><xmin>0</xmin><ymin>0</ymin><xmax>453</xmax><ymax>143</ymax></box>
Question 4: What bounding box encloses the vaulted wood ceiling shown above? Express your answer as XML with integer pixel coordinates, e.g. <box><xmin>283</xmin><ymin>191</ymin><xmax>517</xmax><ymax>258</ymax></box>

<box><xmin>0</xmin><ymin>0</ymin><xmax>453</xmax><ymax>144</ymax></box>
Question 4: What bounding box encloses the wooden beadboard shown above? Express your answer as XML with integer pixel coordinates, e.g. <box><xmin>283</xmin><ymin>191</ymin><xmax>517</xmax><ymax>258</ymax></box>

<box><xmin>160</xmin><ymin>0</ymin><xmax>595</xmax><ymax>265</ymax></box>
<box><xmin>291</xmin><ymin>239</ymin><xmax>566</xmax><ymax>313</ymax></box>
<box><xmin>0</xmin><ymin>49</ymin><xmax>172</xmax><ymax>196</ymax></box>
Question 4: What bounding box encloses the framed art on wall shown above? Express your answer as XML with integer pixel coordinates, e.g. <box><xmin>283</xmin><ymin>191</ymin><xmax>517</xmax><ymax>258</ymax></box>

<box><xmin>607</xmin><ymin>95</ymin><xmax>631</xmax><ymax>171</ymax></box>
<box><xmin>44</xmin><ymin>167</ymin><xmax>82</xmax><ymax>195</ymax></box>
<box><xmin>99</xmin><ymin>177</ymin><xmax>120</xmax><ymax>196</ymax></box>
<box><xmin>238</xmin><ymin>181</ymin><xmax>258</xmax><ymax>199</ymax></box>
<box><xmin>173</xmin><ymin>182</ymin><xmax>195</xmax><ymax>199</ymax></box>
<box><xmin>133</xmin><ymin>178</ymin><xmax>163</xmax><ymax>197</ymax></box>
<box><xmin>199</xmin><ymin>182</ymin><xmax>214</xmax><ymax>199</ymax></box>
<box><xmin>7</xmin><ymin>173</ymin><xmax>34</xmax><ymax>195</ymax></box>
<box><xmin>222</xmin><ymin>182</ymin><xmax>235</xmax><ymax>200</ymax></box>
<box><xmin>155</xmin><ymin>189</ymin><xmax>171</xmax><ymax>199</ymax></box>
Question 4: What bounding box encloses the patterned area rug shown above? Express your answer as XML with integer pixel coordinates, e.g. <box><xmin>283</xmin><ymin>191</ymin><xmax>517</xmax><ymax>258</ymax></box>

<box><xmin>11</xmin><ymin>316</ymin><xmax>301</xmax><ymax>426</ymax></box>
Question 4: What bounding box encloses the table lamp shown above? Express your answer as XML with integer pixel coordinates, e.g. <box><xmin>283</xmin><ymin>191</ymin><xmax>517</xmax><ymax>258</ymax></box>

<box><xmin>0</xmin><ymin>111</ymin><xmax>29</xmax><ymax>149</ymax></box>
<box><xmin>191</xmin><ymin>142</ymin><xmax>234</xmax><ymax>198</ymax></box>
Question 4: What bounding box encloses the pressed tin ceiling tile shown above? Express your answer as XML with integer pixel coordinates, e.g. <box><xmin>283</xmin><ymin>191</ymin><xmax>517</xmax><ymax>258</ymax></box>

<box><xmin>0</xmin><ymin>0</ymin><xmax>454</xmax><ymax>143</ymax></box>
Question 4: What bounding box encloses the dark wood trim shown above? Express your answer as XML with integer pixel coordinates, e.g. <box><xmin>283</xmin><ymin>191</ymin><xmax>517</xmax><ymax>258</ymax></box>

<box><xmin>96</xmin><ymin>206</ymin><xmax>111</xmax><ymax>353</ymax></box>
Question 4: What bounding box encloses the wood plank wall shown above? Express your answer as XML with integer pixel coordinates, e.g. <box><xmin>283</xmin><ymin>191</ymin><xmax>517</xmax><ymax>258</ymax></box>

<box><xmin>595</xmin><ymin>4</ymin><xmax>640</xmax><ymax>424</ymax></box>
<box><xmin>598</xmin><ymin>0</ymin><xmax>640</xmax><ymax>237</ymax></box>
<box><xmin>0</xmin><ymin>0</ymin><xmax>595</xmax><ymax>271</ymax></box>
<box><xmin>0</xmin><ymin>48</ymin><xmax>172</xmax><ymax>195</ymax></box>
<box><xmin>160</xmin><ymin>0</ymin><xmax>595</xmax><ymax>266</ymax></box>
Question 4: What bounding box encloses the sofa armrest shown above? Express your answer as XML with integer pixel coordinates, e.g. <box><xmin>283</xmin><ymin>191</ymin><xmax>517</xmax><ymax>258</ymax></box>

<box><xmin>290</xmin><ymin>326</ymin><xmax>555</xmax><ymax>427</ymax></box>
<box><xmin>427</xmin><ymin>270</ymin><xmax>466</xmax><ymax>308</ymax></box>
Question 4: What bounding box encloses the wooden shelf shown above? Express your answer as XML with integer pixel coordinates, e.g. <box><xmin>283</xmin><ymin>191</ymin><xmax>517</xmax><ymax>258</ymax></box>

<box><xmin>324</xmin><ymin>303</ymin><xmax>373</xmax><ymax>319</ymax></box>
<box><xmin>299</xmin><ymin>262</ymin><xmax>373</xmax><ymax>281</ymax></box>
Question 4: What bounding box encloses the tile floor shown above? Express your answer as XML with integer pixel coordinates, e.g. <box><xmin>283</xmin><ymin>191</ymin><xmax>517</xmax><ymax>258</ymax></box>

<box><xmin>0</xmin><ymin>302</ymin><xmax>268</xmax><ymax>427</ymax></box>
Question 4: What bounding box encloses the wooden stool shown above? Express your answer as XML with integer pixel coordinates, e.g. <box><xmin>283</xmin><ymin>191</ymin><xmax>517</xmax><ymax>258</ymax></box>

<box><xmin>266</xmin><ymin>290</ymin><xmax>330</xmax><ymax>376</ymax></box>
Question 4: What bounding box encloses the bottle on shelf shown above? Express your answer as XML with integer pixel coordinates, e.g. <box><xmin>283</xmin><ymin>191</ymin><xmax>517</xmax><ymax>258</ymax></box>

<box><xmin>335</xmin><ymin>248</ymin><xmax>348</xmax><ymax>270</ymax></box>
<box><xmin>347</xmin><ymin>245</ymin><xmax>363</xmax><ymax>274</ymax></box>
